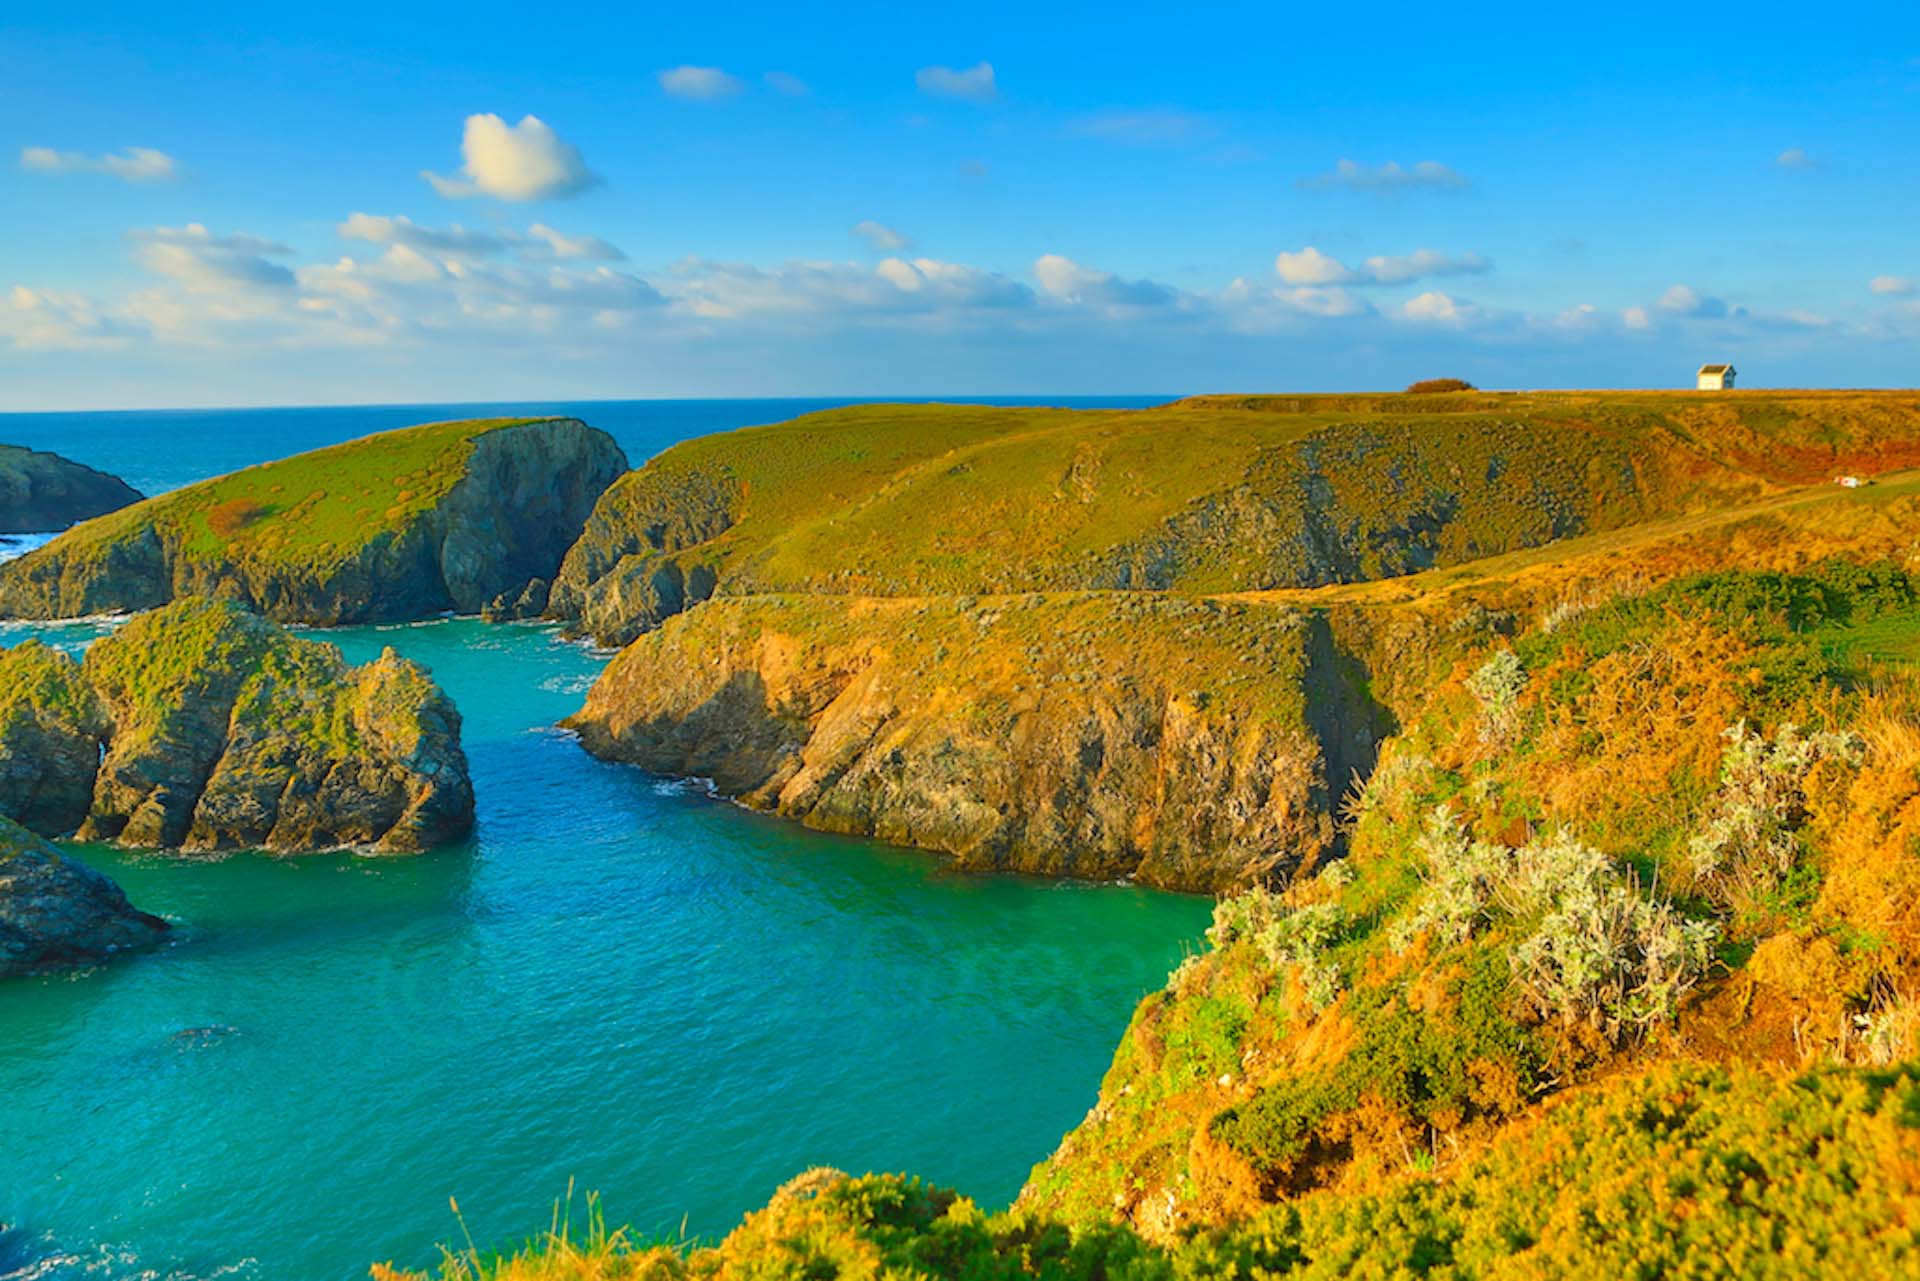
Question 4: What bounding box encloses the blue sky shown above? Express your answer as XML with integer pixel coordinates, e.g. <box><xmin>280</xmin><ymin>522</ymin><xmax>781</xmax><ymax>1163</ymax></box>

<box><xmin>4</xmin><ymin>1</ymin><xmax>1918</xmax><ymax>408</ymax></box>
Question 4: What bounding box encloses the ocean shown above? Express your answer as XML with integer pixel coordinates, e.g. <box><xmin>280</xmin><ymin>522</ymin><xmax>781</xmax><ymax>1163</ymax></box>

<box><xmin>0</xmin><ymin>398</ymin><xmax>1207</xmax><ymax>1281</ymax></box>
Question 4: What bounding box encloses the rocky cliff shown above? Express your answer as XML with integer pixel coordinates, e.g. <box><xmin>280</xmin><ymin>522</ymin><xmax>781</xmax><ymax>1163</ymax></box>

<box><xmin>0</xmin><ymin>444</ymin><xmax>143</xmax><ymax>535</ymax></box>
<box><xmin>0</xmin><ymin>417</ymin><xmax>628</xmax><ymax>624</ymax></box>
<box><xmin>0</xmin><ymin>599</ymin><xmax>474</xmax><ymax>852</ymax></box>
<box><xmin>566</xmin><ymin>592</ymin><xmax>1392</xmax><ymax>890</ymax></box>
<box><xmin>0</xmin><ymin>814</ymin><xmax>168</xmax><ymax>977</ymax></box>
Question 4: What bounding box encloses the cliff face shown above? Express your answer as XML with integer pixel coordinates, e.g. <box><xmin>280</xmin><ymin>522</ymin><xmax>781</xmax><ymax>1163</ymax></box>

<box><xmin>0</xmin><ymin>445</ymin><xmax>143</xmax><ymax>535</ymax></box>
<box><xmin>566</xmin><ymin>593</ymin><xmax>1392</xmax><ymax>890</ymax></box>
<box><xmin>0</xmin><ymin>814</ymin><xmax>168</xmax><ymax>977</ymax></box>
<box><xmin>0</xmin><ymin>417</ymin><xmax>628</xmax><ymax>624</ymax></box>
<box><xmin>0</xmin><ymin>599</ymin><xmax>473</xmax><ymax>853</ymax></box>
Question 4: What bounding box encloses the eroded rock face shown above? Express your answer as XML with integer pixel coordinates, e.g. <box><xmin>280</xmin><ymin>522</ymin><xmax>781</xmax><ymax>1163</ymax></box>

<box><xmin>565</xmin><ymin>594</ymin><xmax>1391</xmax><ymax>891</ymax></box>
<box><xmin>0</xmin><ymin>418</ymin><xmax>628</xmax><ymax>624</ymax></box>
<box><xmin>0</xmin><ymin>445</ymin><xmax>143</xmax><ymax>535</ymax></box>
<box><xmin>0</xmin><ymin>814</ymin><xmax>168</xmax><ymax>977</ymax></box>
<box><xmin>0</xmin><ymin>599</ymin><xmax>473</xmax><ymax>853</ymax></box>
<box><xmin>0</xmin><ymin>641</ymin><xmax>110</xmax><ymax>836</ymax></box>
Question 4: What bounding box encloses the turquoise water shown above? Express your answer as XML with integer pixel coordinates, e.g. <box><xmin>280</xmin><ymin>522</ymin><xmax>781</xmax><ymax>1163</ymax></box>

<box><xmin>0</xmin><ymin>399</ymin><xmax>1208</xmax><ymax>1281</ymax></box>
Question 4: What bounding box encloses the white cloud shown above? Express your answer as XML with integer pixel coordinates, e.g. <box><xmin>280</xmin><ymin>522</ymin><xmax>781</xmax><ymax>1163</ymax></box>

<box><xmin>879</xmin><ymin>258</ymin><xmax>1033</xmax><ymax>307</ymax></box>
<box><xmin>130</xmin><ymin>225</ymin><xmax>296</xmax><ymax>293</ymax></box>
<box><xmin>423</xmin><ymin>114</ymin><xmax>599</xmax><ymax>202</ymax></box>
<box><xmin>339</xmin><ymin>213</ymin><xmax>624</xmax><ymax>263</ymax></box>
<box><xmin>916</xmin><ymin>62</ymin><xmax>997</xmax><ymax>103</ymax></box>
<box><xmin>1623</xmin><ymin>306</ymin><xmax>1652</xmax><ymax>330</ymax></box>
<box><xmin>1274</xmin><ymin>246</ymin><xmax>1490</xmax><ymax>286</ymax></box>
<box><xmin>1274</xmin><ymin>247</ymin><xmax>1353</xmax><ymax>286</ymax></box>
<box><xmin>339</xmin><ymin>213</ymin><xmax>515</xmax><ymax>257</ymax></box>
<box><xmin>1032</xmin><ymin>254</ymin><xmax>1177</xmax><ymax>308</ymax></box>
<box><xmin>1657</xmin><ymin>284</ymin><xmax>1729</xmax><ymax>318</ymax></box>
<box><xmin>1776</xmin><ymin>147</ymin><xmax>1818</xmax><ymax>169</ymax></box>
<box><xmin>658</xmin><ymin>66</ymin><xmax>744</xmax><ymax>101</ymax></box>
<box><xmin>1068</xmin><ymin>110</ymin><xmax>1209</xmax><ymax>146</ymax></box>
<box><xmin>669</xmin><ymin>257</ymin><xmax>1031</xmax><ymax>321</ymax></box>
<box><xmin>526</xmin><ymin>225</ymin><xmax>625</xmax><ymax>261</ymax></box>
<box><xmin>20</xmin><ymin>145</ymin><xmax>178</xmax><ymax>182</ymax></box>
<box><xmin>852</xmin><ymin>220</ymin><xmax>910</xmax><ymax>252</ymax></box>
<box><xmin>0</xmin><ymin>285</ymin><xmax>144</xmax><ymax>349</ymax></box>
<box><xmin>1301</xmin><ymin>159</ymin><xmax>1467</xmax><ymax>192</ymax></box>
<box><xmin>1401</xmin><ymin>291</ymin><xmax>1468</xmax><ymax>323</ymax></box>
<box><xmin>1870</xmin><ymin>275</ymin><xmax>1916</xmax><ymax>296</ymax></box>
<box><xmin>764</xmin><ymin>71</ymin><xmax>810</xmax><ymax>96</ymax></box>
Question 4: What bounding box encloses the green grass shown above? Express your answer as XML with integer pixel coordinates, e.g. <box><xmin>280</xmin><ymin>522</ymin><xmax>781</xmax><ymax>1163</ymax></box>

<box><xmin>573</xmin><ymin>392</ymin><xmax>1920</xmax><ymax>610</ymax></box>
<box><xmin>42</xmin><ymin>416</ymin><xmax>548</xmax><ymax>573</ymax></box>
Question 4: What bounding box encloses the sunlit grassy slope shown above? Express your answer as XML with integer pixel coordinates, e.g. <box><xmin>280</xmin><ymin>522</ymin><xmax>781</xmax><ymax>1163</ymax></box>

<box><xmin>560</xmin><ymin>391</ymin><xmax>1920</xmax><ymax>618</ymax></box>
<box><xmin>42</xmin><ymin>417</ymin><xmax>544</xmax><ymax>573</ymax></box>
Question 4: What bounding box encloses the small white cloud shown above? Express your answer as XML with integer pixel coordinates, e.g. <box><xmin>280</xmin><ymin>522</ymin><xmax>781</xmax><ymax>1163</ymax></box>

<box><xmin>1623</xmin><ymin>305</ymin><xmax>1652</xmax><ymax>330</ymax></box>
<box><xmin>338</xmin><ymin>213</ymin><xmax>514</xmax><ymax>256</ymax></box>
<box><xmin>1301</xmin><ymin>159</ymin><xmax>1467</xmax><ymax>192</ymax></box>
<box><xmin>1401</xmin><ymin>291</ymin><xmax>1464</xmax><ymax>322</ymax></box>
<box><xmin>852</xmin><ymin>221</ymin><xmax>910</xmax><ymax>252</ymax></box>
<box><xmin>1032</xmin><ymin>254</ymin><xmax>1177</xmax><ymax>307</ymax></box>
<box><xmin>130</xmin><ymin>224</ymin><xmax>296</xmax><ymax>293</ymax></box>
<box><xmin>423</xmin><ymin>114</ymin><xmax>599</xmax><ymax>202</ymax></box>
<box><xmin>1274</xmin><ymin>246</ymin><xmax>1490</xmax><ymax>287</ymax></box>
<box><xmin>1</xmin><ymin>285</ymin><xmax>143</xmax><ymax>349</ymax></box>
<box><xmin>916</xmin><ymin>62</ymin><xmax>997</xmax><ymax>103</ymax></box>
<box><xmin>1657</xmin><ymin>284</ymin><xmax>1729</xmax><ymax>318</ymax></box>
<box><xmin>1870</xmin><ymin>275</ymin><xmax>1916</xmax><ymax>296</ymax></box>
<box><xmin>20</xmin><ymin>145</ymin><xmax>178</xmax><ymax>182</ymax></box>
<box><xmin>1776</xmin><ymin>147</ymin><xmax>1818</xmax><ymax>169</ymax></box>
<box><xmin>764</xmin><ymin>71</ymin><xmax>810</xmax><ymax>96</ymax></box>
<box><xmin>1274</xmin><ymin>246</ymin><xmax>1353</xmax><ymax>286</ymax></box>
<box><xmin>659</xmin><ymin>66</ymin><xmax>744</xmax><ymax>101</ymax></box>
<box><xmin>526</xmin><ymin>224</ymin><xmax>625</xmax><ymax>261</ymax></box>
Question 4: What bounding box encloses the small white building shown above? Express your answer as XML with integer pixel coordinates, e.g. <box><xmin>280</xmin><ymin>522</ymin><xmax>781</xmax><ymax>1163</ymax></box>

<box><xmin>1697</xmin><ymin>363</ymin><xmax>1737</xmax><ymax>391</ymax></box>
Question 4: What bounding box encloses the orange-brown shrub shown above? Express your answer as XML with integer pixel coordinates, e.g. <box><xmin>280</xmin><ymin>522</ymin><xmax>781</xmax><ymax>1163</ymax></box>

<box><xmin>206</xmin><ymin>497</ymin><xmax>270</xmax><ymax>538</ymax></box>
<box><xmin>1405</xmin><ymin>378</ymin><xmax>1476</xmax><ymax>393</ymax></box>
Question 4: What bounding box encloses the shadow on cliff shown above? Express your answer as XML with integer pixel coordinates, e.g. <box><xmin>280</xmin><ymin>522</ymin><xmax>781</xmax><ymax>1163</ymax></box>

<box><xmin>1301</xmin><ymin>611</ymin><xmax>1397</xmax><ymax>854</ymax></box>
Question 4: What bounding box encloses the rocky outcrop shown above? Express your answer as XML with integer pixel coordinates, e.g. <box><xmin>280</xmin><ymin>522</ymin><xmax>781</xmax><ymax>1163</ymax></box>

<box><xmin>0</xmin><ymin>599</ymin><xmax>474</xmax><ymax>853</ymax></box>
<box><xmin>547</xmin><ymin>461</ymin><xmax>736</xmax><ymax>645</ymax></box>
<box><xmin>565</xmin><ymin>593</ymin><xmax>1391</xmax><ymax>891</ymax></box>
<box><xmin>0</xmin><ymin>417</ymin><xmax>628</xmax><ymax>624</ymax></box>
<box><xmin>0</xmin><ymin>445</ymin><xmax>142</xmax><ymax>534</ymax></box>
<box><xmin>0</xmin><ymin>641</ymin><xmax>111</xmax><ymax>836</ymax></box>
<box><xmin>0</xmin><ymin>814</ymin><xmax>168</xmax><ymax>976</ymax></box>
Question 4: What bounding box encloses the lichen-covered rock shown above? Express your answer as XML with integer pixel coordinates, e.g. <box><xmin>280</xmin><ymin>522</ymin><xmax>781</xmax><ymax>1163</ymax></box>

<box><xmin>0</xmin><ymin>445</ymin><xmax>143</xmax><ymax>534</ymax></box>
<box><xmin>67</xmin><ymin>598</ymin><xmax>473</xmax><ymax>852</ymax></box>
<box><xmin>0</xmin><ymin>640</ymin><xmax>111</xmax><ymax>836</ymax></box>
<box><xmin>565</xmin><ymin>593</ymin><xmax>1391</xmax><ymax>891</ymax></box>
<box><xmin>0</xmin><ymin>814</ymin><xmax>168</xmax><ymax>976</ymax></box>
<box><xmin>0</xmin><ymin>417</ymin><xmax>628</xmax><ymax>624</ymax></box>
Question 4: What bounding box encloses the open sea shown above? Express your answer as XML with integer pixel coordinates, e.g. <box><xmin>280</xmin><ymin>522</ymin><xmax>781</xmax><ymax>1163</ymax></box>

<box><xmin>0</xmin><ymin>398</ymin><xmax>1209</xmax><ymax>1280</ymax></box>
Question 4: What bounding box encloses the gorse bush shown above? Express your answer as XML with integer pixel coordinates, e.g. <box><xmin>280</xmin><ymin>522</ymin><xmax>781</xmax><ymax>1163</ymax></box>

<box><xmin>1404</xmin><ymin>377</ymin><xmax>1476</xmax><ymax>393</ymax></box>
<box><xmin>1689</xmin><ymin>720</ymin><xmax>1864</xmax><ymax>913</ymax></box>
<box><xmin>1395</xmin><ymin>813</ymin><xmax>1715</xmax><ymax>1043</ymax></box>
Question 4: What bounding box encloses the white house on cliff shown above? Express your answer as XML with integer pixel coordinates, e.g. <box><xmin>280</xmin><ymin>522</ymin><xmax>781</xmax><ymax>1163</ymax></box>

<box><xmin>1697</xmin><ymin>363</ymin><xmax>1737</xmax><ymax>390</ymax></box>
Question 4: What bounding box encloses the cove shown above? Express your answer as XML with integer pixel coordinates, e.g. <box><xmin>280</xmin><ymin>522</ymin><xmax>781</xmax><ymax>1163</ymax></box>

<box><xmin>0</xmin><ymin>616</ymin><xmax>1210</xmax><ymax>1281</ymax></box>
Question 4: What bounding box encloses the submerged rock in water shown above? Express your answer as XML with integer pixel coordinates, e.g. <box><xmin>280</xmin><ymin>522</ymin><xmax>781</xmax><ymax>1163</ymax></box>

<box><xmin>0</xmin><ymin>417</ymin><xmax>627</xmax><ymax>624</ymax></box>
<box><xmin>0</xmin><ymin>445</ymin><xmax>143</xmax><ymax>535</ymax></box>
<box><xmin>0</xmin><ymin>814</ymin><xmax>168</xmax><ymax>976</ymax></box>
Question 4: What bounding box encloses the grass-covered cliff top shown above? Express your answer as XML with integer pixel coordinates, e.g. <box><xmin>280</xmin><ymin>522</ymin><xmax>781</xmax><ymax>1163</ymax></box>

<box><xmin>24</xmin><ymin>416</ymin><xmax>556</xmax><ymax>573</ymax></box>
<box><xmin>569</xmin><ymin>391</ymin><xmax>1920</xmax><ymax>603</ymax></box>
